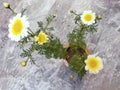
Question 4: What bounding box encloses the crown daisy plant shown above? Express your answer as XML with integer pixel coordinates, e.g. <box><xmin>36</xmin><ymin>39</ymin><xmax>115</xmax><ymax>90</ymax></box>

<box><xmin>4</xmin><ymin>2</ymin><xmax>103</xmax><ymax>79</ymax></box>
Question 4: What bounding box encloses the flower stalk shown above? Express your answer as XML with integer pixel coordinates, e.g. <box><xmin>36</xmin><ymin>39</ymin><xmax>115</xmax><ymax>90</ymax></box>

<box><xmin>3</xmin><ymin>2</ymin><xmax>16</xmax><ymax>14</ymax></box>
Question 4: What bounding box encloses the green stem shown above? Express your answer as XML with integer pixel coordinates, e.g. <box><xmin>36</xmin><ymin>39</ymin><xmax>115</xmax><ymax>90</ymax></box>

<box><xmin>71</xmin><ymin>11</ymin><xmax>78</xmax><ymax>15</ymax></box>
<box><xmin>44</xmin><ymin>16</ymin><xmax>55</xmax><ymax>31</ymax></box>
<box><xmin>9</xmin><ymin>7</ymin><xmax>16</xmax><ymax>14</ymax></box>
<box><xmin>44</xmin><ymin>23</ymin><xmax>49</xmax><ymax>31</ymax></box>
<box><xmin>26</xmin><ymin>58</ymin><xmax>29</xmax><ymax>62</ymax></box>
<box><xmin>79</xmin><ymin>63</ymin><xmax>86</xmax><ymax>73</ymax></box>
<box><xmin>28</xmin><ymin>28</ymin><xmax>34</xmax><ymax>35</ymax></box>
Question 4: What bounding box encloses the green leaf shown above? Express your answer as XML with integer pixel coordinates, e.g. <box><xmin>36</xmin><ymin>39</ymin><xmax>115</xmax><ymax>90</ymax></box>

<box><xmin>21</xmin><ymin>8</ymin><xmax>27</xmax><ymax>17</ymax></box>
<box><xmin>47</xmin><ymin>27</ymin><xmax>54</xmax><ymax>31</ymax></box>
<box><xmin>37</xmin><ymin>21</ymin><xmax>43</xmax><ymax>28</ymax></box>
<box><xmin>69</xmin><ymin>53</ymin><xmax>87</xmax><ymax>79</ymax></box>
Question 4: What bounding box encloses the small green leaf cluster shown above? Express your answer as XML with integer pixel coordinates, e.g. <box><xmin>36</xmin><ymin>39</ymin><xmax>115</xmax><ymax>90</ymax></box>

<box><xmin>36</xmin><ymin>38</ymin><xmax>66</xmax><ymax>59</ymax></box>
<box><xmin>19</xmin><ymin>15</ymin><xmax>67</xmax><ymax>64</ymax></box>
<box><xmin>69</xmin><ymin>53</ymin><xmax>87</xmax><ymax>79</ymax></box>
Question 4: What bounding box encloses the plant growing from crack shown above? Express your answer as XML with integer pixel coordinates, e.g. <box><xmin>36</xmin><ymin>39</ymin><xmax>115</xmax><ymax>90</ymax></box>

<box><xmin>4</xmin><ymin>2</ymin><xmax>103</xmax><ymax>79</ymax></box>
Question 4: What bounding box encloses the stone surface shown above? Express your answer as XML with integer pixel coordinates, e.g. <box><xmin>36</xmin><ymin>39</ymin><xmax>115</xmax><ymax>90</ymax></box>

<box><xmin>0</xmin><ymin>0</ymin><xmax>120</xmax><ymax>90</ymax></box>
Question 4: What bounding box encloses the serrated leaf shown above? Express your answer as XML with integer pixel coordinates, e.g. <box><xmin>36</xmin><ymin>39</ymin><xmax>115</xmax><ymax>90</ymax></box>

<box><xmin>69</xmin><ymin>53</ymin><xmax>87</xmax><ymax>79</ymax></box>
<box><xmin>37</xmin><ymin>21</ymin><xmax>43</xmax><ymax>28</ymax></box>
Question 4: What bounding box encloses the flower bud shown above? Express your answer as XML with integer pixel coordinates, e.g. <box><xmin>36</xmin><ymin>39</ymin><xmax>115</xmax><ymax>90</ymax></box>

<box><xmin>70</xmin><ymin>10</ymin><xmax>74</xmax><ymax>13</ymax></box>
<box><xmin>81</xmin><ymin>22</ymin><xmax>85</xmax><ymax>26</ymax></box>
<box><xmin>20</xmin><ymin>60</ymin><xmax>27</xmax><ymax>67</ymax></box>
<box><xmin>69</xmin><ymin>75</ymin><xmax>74</xmax><ymax>80</ymax></box>
<box><xmin>97</xmin><ymin>15</ymin><xmax>102</xmax><ymax>20</ymax></box>
<box><xmin>52</xmin><ymin>14</ymin><xmax>57</xmax><ymax>18</ymax></box>
<box><xmin>3</xmin><ymin>2</ymin><xmax>10</xmax><ymax>8</ymax></box>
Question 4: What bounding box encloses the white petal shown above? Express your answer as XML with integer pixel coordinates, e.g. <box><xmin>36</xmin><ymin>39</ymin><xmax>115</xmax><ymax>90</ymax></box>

<box><xmin>85</xmin><ymin>66</ymin><xmax>88</xmax><ymax>70</ymax></box>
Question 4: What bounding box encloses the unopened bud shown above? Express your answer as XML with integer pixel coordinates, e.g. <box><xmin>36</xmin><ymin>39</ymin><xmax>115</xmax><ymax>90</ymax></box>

<box><xmin>70</xmin><ymin>10</ymin><xmax>74</xmax><ymax>13</ymax></box>
<box><xmin>69</xmin><ymin>75</ymin><xmax>74</xmax><ymax>80</ymax></box>
<box><xmin>81</xmin><ymin>22</ymin><xmax>85</xmax><ymax>26</ymax></box>
<box><xmin>97</xmin><ymin>15</ymin><xmax>102</xmax><ymax>20</ymax></box>
<box><xmin>52</xmin><ymin>14</ymin><xmax>57</xmax><ymax>18</ymax></box>
<box><xmin>3</xmin><ymin>2</ymin><xmax>10</xmax><ymax>8</ymax></box>
<box><xmin>20</xmin><ymin>60</ymin><xmax>27</xmax><ymax>67</ymax></box>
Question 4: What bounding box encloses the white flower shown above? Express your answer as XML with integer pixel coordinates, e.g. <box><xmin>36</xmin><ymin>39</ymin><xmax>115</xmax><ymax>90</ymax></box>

<box><xmin>85</xmin><ymin>55</ymin><xmax>103</xmax><ymax>74</ymax></box>
<box><xmin>8</xmin><ymin>13</ymin><xmax>29</xmax><ymax>41</ymax></box>
<box><xmin>81</xmin><ymin>10</ymin><xmax>96</xmax><ymax>25</ymax></box>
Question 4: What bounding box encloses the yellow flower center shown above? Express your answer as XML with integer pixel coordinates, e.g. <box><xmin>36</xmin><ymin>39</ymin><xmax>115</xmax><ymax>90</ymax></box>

<box><xmin>87</xmin><ymin>57</ymin><xmax>99</xmax><ymax>70</ymax></box>
<box><xmin>12</xmin><ymin>19</ymin><xmax>24</xmax><ymax>35</ymax></box>
<box><xmin>84</xmin><ymin>13</ymin><xmax>93</xmax><ymax>22</ymax></box>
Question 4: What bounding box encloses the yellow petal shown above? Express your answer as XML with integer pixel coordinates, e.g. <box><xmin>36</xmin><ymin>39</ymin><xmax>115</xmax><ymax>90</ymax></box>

<box><xmin>34</xmin><ymin>36</ymin><xmax>39</xmax><ymax>41</ymax></box>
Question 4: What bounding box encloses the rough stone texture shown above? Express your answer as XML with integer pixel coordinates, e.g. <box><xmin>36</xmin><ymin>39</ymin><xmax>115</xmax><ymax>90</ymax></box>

<box><xmin>0</xmin><ymin>0</ymin><xmax>120</xmax><ymax>90</ymax></box>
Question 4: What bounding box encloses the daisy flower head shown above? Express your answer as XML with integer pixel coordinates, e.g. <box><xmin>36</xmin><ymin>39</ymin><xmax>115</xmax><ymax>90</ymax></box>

<box><xmin>81</xmin><ymin>10</ymin><xmax>96</xmax><ymax>25</ymax></box>
<box><xmin>85</xmin><ymin>55</ymin><xmax>103</xmax><ymax>74</ymax></box>
<box><xmin>8</xmin><ymin>13</ymin><xmax>29</xmax><ymax>41</ymax></box>
<box><xmin>34</xmin><ymin>31</ymin><xmax>49</xmax><ymax>45</ymax></box>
